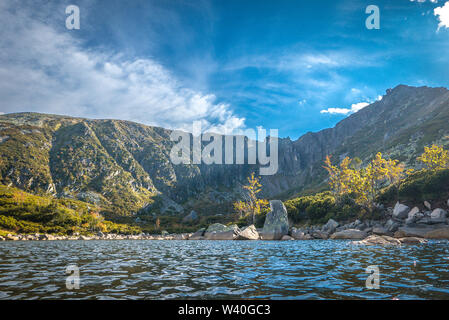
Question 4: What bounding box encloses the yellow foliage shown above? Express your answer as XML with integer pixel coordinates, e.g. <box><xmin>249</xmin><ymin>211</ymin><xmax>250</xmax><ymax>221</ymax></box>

<box><xmin>234</xmin><ymin>172</ymin><xmax>269</xmax><ymax>224</ymax></box>
<box><xmin>324</xmin><ymin>153</ymin><xmax>404</xmax><ymax>210</ymax></box>
<box><xmin>417</xmin><ymin>144</ymin><xmax>449</xmax><ymax>170</ymax></box>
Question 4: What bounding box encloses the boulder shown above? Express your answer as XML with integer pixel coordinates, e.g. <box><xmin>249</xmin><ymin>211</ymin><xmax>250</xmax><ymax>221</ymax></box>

<box><xmin>416</xmin><ymin>217</ymin><xmax>432</xmax><ymax>225</ymax></box>
<box><xmin>204</xmin><ymin>230</ymin><xmax>239</xmax><ymax>240</ymax></box>
<box><xmin>408</xmin><ymin>207</ymin><xmax>420</xmax><ymax>219</ymax></box>
<box><xmin>189</xmin><ymin>228</ymin><xmax>205</xmax><ymax>240</ymax></box>
<box><xmin>372</xmin><ymin>227</ymin><xmax>388</xmax><ymax>235</ymax></box>
<box><xmin>330</xmin><ymin>229</ymin><xmax>368</xmax><ymax>240</ymax></box>
<box><xmin>322</xmin><ymin>219</ymin><xmax>339</xmax><ymax>233</ymax></box>
<box><xmin>385</xmin><ymin>219</ymin><xmax>400</xmax><ymax>233</ymax></box>
<box><xmin>312</xmin><ymin>230</ymin><xmax>329</xmax><ymax>239</ymax></box>
<box><xmin>5</xmin><ymin>234</ymin><xmax>19</xmax><ymax>241</ymax></box>
<box><xmin>395</xmin><ymin>225</ymin><xmax>445</xmax><ymax>238</ymax></box>
<box><xmin>290</xmin><ymin>228</ymin><xmax>313</xmax><ymax>240</ymax></box>
<box><xmin>399</xmin><ymin>237</ymin><xmax>427</xmax><ymax>244</ymax></box>
<box><xmin>281</xmin><ymin>235</ymin><xmax>294</xmax><ymax>241</ymax></box>
<box><xmin>352</xmin><ymin>235</ymin><xmax>402</xmax><ymax>246</ymax></box>
<box><xmin>206</xmin><ymin>223</ymin><xmax>232</xmax><ymax>233</ymax></box>
<box><xmin>261</xmin><ymin>200</ymin><xmax>289</xmax><ymax>240</ymax></box>
<box><xmin>424</xmin><ymin>201</ymin><xmax>432</xmax><ymax>211</ymax></box>
<box><xmin>424</xmin><ymin>227</ymin><xmax>449</xmax><ymax>239</ymax></box>
<box><xmin>405</xmin><ymin>207</ymin><xmax>424</xmax><ymax>225</ymax></box>
<box><xmin>173</xmin><ymin>234</ymin><xmax>188</xmax><ymax>240</ymax></box>
<box><xmin>0</xmin><ymin>236</ymin><xmax>4</xmax><ymax>241</ymax></box>
<box><xmin>161</xmin><ymin>230</ymin><xmax>169</xmax><ymax>236</ymax></box>
<box><xmin>204</xmin><ymin>224</ymin><xmax>240</xmax><ymax>240</ymax></box>
<box><xmin>393</xmin><ymin>202</ymin><xmax>410</xmax><ymax>219</ymax></box>
<box><xmin>182</xmin><ymin>210</ymin><xmax>198</xmax><ymax>223</ymax></box>
<box><xmin>236</xmin><ymin>225</ymin><xmax>259</xmax><ymax>240</ymax></box>
<box><xmin>430</xmin><ymin>208</ymin><xmax>447</xmax><ymax>224</ymax></box>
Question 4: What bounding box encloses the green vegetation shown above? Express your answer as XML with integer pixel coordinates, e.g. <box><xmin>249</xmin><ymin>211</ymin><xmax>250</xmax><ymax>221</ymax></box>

<box><xmin>285</xmin><ymin>192</ymin><xmax>369</xmax><ymax>225</ymax></box>
<box><xmin>0</xmin><ymin>184</ymin><xmax>140</xmax><ymax>235</ymax></box>
<box><xmin>378</xmin><ymin>168</ymin><xmax>449</xmax><ymax>205</ymax></box>
<box><xmin>286</xmin><ymin>145</ymin><xmax>449</xmax><ymax>225</ymax></box>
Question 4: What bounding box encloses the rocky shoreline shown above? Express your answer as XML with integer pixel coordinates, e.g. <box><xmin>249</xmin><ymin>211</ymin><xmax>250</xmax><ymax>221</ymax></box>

<box><xmin>2</xmin><ymin>200</ymin><xmax>449</xmax><ymax>245</ymax></box>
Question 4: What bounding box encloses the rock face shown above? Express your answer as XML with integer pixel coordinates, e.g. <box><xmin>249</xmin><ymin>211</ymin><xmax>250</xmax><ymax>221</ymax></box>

<box><xmin>261</xmin><ymin>200</ymin><xmax>289</xmax><ymax>240</ymax></box>
<box><xmin>330</xmin><ymin>229</ymin><xmax>367</xmax><ymax>240</ymax></box>
<box><xmin>393</xmin><ymin>202</ymin><xmax>410</xmax><ymax>219</ymax></box>
<box><xmin>204</xmin><ymin>224</ymin><xmax>240</xmax><ymax>240</ymax></box>
<box><xmin>236</xmin><ymin>225</ymin><xmax>259</xmax><ymax>240</ymax></box>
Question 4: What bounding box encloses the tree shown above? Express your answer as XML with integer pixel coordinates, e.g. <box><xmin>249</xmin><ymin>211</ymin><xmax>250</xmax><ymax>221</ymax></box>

<box><xmin>324</xmin><ymin>153</ymin><xmax>404</xmax><ymax>211</ymax></box>
<box><xmin>417</xmin><ymin>145</ymin><xmax>449</xmax><ymax>170</ymax></box>
<box><xmin>233</xmin><ymin>172</ymin><xmax>269</xmax><ymax>225</ymax></box>
<box><xmin>155</xmin><ymin>217</ymin><xmax>160</xmax><ymax>230</ymax></box>
<box><xmin>363</xmin><ymin>152</ymin><xmax>404</xmax><ymax>207</ymax></box>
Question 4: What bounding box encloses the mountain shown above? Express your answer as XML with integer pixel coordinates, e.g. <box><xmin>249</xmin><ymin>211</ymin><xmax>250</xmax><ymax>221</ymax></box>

<box><xmin>1</xmin><ymin>85</ymin><xmax>448</xmax><ymax>219</ymax></box>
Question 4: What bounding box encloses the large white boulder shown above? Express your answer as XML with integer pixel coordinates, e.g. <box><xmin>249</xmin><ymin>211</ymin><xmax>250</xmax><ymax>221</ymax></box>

<box><xmin>236</xmin><ymin>225</ymin><xmax>259</xmax><ymax>240</ymax></box>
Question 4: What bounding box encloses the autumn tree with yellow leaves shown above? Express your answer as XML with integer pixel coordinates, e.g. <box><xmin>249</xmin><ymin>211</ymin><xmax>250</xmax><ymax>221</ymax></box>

<box><xmin>234</xmin><ymin>172</ymin><xmax>269</xmax><ymax>225</ymax></box>
<box><xmin>417</xmin><ymin>144</ymin><xmax>449</xmax><ymax>170</ymax></box>
<box><xmin>324</xmin><ymin>153</ymin><xmax>404</xmax><ymax>210</ymax></box>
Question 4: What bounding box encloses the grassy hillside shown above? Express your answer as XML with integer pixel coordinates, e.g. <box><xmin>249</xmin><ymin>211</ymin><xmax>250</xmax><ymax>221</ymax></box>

<box><xmin>0</xmin><ymin>184</ymin><xmax>141</xmax><ymax>236</ymax></box>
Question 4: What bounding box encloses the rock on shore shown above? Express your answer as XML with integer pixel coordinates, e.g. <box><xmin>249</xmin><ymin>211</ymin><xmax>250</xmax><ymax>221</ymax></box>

<box><xmin>330</xmin><ymin>229</ymin><xmax>367</xmax><ymax>240</ymax></box>
<box><xmin>260</xmin><ymin>200</ymin><xmax>289</xmax><ymax>240</ymax></box>
<box><xmin>236</xmin><ymin>225</ymin><xmax>259</xmax><ymax>240</ymax></box>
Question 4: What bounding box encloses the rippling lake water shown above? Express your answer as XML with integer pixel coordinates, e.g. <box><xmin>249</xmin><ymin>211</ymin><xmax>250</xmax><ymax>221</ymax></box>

<box><xmin>0</xmin><ymin>240</ymin><xmax>449</xmax><ymax>300</ymax></box>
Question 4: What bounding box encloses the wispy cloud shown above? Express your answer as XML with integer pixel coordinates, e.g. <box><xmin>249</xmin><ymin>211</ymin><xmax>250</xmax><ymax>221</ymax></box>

<box><xmin>0</xmin><ymin>0</ymin><xmax>244</xmax><ymax>134</ymax></box>
<box><xmin>320</xmin><ymin>95</ymin><xmax>383</xmax><ymax>115</ymax></box>
<box><xmin>320</xmin><ymin>102</ymin><xmax>370</xmax><ymax>115</ymax></box>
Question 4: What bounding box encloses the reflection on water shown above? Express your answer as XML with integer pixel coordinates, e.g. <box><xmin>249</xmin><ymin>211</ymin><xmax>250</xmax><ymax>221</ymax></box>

<box><xmin>0</xmin><ymin>240</ymin><xmax>448</xmax><ymax>299</ymax></box>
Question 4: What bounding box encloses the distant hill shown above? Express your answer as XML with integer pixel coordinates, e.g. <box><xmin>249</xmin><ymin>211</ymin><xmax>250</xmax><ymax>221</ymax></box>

<box><xmin>0</xmin><ymin>85</ymin><xmax>448</xmax><ymax>218</ymax></box>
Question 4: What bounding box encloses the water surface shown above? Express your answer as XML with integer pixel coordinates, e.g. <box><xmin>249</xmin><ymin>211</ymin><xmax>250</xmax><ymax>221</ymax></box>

<box><xmin>0</xmin><ymin>240</ymin><xmax>448</xmax><ymax>299</ymax></box>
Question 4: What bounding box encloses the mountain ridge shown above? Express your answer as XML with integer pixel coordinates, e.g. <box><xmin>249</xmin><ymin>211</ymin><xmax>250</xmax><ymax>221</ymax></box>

<box><xmin>1</xmin><ymin>84</ymin><xmax>448</xmax><ymax>218</ymax></box>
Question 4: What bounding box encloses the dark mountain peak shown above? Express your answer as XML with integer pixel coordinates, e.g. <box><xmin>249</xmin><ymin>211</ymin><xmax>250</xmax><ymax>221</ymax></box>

<box><xmin>386</xmin><ymin>84</ymin><xmax>448</xmax><ymax>98</ymax></box>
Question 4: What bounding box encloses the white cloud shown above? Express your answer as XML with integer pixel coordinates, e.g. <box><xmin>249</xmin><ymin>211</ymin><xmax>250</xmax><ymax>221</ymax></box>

<box><xmin>435</xmin><ymin>1</ymin><xmax>449</xmax><ymax>30</ymax></box>
<box><xmin>0</xmin><ymin>1</ymin><xmax>245</xmax><ymax>134</ymax></box>
<box><xmin>320</xmin><ymin>102</ymin><xmax>370</xmax><ymax>115</ymax></box>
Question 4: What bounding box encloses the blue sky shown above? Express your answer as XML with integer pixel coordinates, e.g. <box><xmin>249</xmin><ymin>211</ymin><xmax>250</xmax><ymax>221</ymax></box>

<box><xmin>1</xmin><ymin>0</ymin><xmax>449</xmax><ymax>139</ymax></box>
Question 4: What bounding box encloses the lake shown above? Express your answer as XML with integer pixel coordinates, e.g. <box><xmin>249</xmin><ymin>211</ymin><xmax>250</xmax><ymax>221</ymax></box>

<box><xmin>0</xmin><ymin>240</ymin><xmax>448</xmax><ymax>299</ymax></box>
